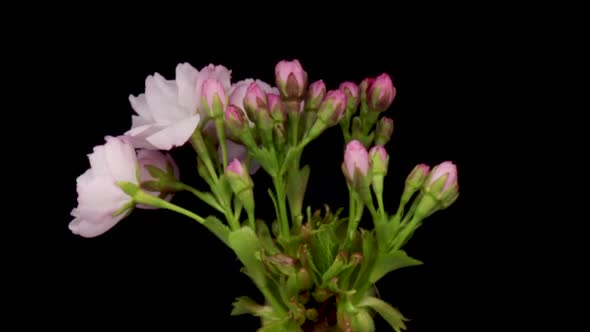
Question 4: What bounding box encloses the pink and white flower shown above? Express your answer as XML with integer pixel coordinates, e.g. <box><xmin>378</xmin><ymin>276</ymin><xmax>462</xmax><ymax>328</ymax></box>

<box><xmin>343</xmin><ymin>140</ymin><xmax>370</xmax><ymax>184</ymax></box>
<box><xmin>126</xmin><ymin>63</ymin><xmax>232</xmax><ymax>150</ymax></box>
<box><xmin>69</xmin><ymin>136</ymin><xmax>138</xmax><ymax>238</ymax></box>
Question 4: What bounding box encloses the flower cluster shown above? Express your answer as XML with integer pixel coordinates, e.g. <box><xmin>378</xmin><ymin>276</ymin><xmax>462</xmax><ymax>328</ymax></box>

<box><xmin>69</xmin><ymin>59</ymin><xmax>459</xmax><ymax>331</ymax></box>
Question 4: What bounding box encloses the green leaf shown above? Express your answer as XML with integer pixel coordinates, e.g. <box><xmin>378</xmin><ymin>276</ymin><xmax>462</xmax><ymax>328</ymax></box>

<box><xmin>267</xmin><ymin>189</ymin><xmax>280</xmax><ymax>222</ymax></box>
<box><xmin>357</xmin><ymin>296</ymin><xmax>409</xmax><ymax>332</ymax></box>
<box><xmin>203</xmin><ymin>216</ymin><xmax>231</xmax><ymax>246</ymax></box>
<box><xmin>369</xmin><ymin>250</ymin><xmax>423</xmax><ymax>284</ymax></box>
<box><xmin>308</xmin><ymin>225</ymin><xmax>339</xmax><ymax>274</ymax></box>
<box><xmin>228</xmin><ymin>227</ymin><xmax>266</xmax><ymax>288</ymax></box>
<box><xmin>253</xmin><ymin>147</ymin><xmax>279</xmax><ymax>176</ymax></box>
<box><xmin>216</xmin><ymin>174</ymin><xmax>233</xmax><ymax>203</ymax></box>
<box><xmin>231</xmin><ymin>296</ymin><xmax>277</xmax><ymax>320</ymax></box>
<box><xmin>286</xmin><ymin>164</ymin><xmax>310</xmax><ymax>221</ymax></box>
<box><xmin>257</xmin><ymin>318</ymin><xmax>302</xmax><ymax>332</ymax></box>
<box><xmin>375</xmin><ymin>218</ymin><xmax>398</xmax><ymax>253</ymax></box>
<box><xmin>257</xmin><ymin>220</ymin><xmax>280</xmax><ymax>255</ymax></box>
<box><xmin>321</xmin><ymin>253</ymin><xmax>350</xmax><ymax>286</ymax></box>
<box><xmin>351</xmin><ymin>230</ymin><xmax>377</xmax><ymax>296</ymax></box>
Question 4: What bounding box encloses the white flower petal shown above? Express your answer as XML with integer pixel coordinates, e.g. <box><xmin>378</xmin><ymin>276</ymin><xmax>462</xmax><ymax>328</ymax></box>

<box><xmin>146</xmin><ymin>114</ymin><xmax>201</xmax><ymax>150</ymax></box>
<box><xmin>129</xmin><ymin>94</ymin><xmax>154</xmax><ymax>122</ymax></box>
<box><xmin>104</xmin><ymin>136</ymin><xmax>138</xmax><ymax>183</ymax></box>
<box><xmin>88</xmin><ymin>145</ymin><xmax>110</xmax><ymax>177</ymax></box>
<box><xmin>176</xmin><ymin>63</ymin><xmax>200</xmax><ymax>112</ymax></box>
<box><xmin>144</xmin><ymin>75</ymin><xmax>187</xmax><ymax>124</ymax></box>
<box><xmin>76</xmin><ymin>175</ymin><xmax>131</xmax><ymax>223</ymax></box>
<box><xmin>131</xmin><ymin>115</ymin><xmax>151</xmax><ymax>128</ymax></box>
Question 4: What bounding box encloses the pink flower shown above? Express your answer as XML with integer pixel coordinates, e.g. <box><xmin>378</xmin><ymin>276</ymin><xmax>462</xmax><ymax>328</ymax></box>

<box><xmin>69</xmin><ymin>136</ymin><xmax>138</xmax><ymax>238</ymax></box>
<box><xmin>267</xmin><ymin>93</ymin><xmax>287</xmax><ymax>122</ymax></box>
<box><xmin>318</xmin><ymin>90</ymin><xmax>347</xmax><ymax>124</ymax></box>
<box><xmin>126</xmin><ymin>63</ymin><xmax>232</xmax><ymax>150</ymax></box>
<box><xmin>243</xmin><ymin>82</ymin><xmax>269</xmax><ymax>120</ymax></box>
<box><xmin>306</xmin><ymin>80</ymin><xmax>326</xmax><ymax>110</ymax></box>
<box><xmin>225</xmin><ymin>105</ymin><xmax>247</xmax><ymax>131</ymax></box>
<box><xmin>275</xmin><ymin>59</ymin><xmax>308</xmax><ymax>99</ymax></box>
<box><xmin>226</xmin><ymin>158</ymin><xmax>245</xmax><ymax>176</ymax></box>
<box><xmin>369</xmin><ymin>145</ymin><xmax>387</xmax><ymax>163</ymax></box>
<box><xmin>136</xmin><ymin>150</ymin><xmax>180</xmax><ymax>209</ymax></box>
<box><xmin>229</xmin><ymin>79</ymin><xmax>278</xmax><ymax>111</ymax></box>
<box><xmin>343</xmin><ymin>140</ymin><xmax>370</xmax><ymax>182</ymax></box>
<box><xmin>218</xmin><ymin>140</ymin><xmax>261</xmax><ymax>175</ymax></box>
<box><xmin>340</xmin><ymin>81</ymin><xmax>359</xmax><ymax>99</ymax></box>
<box><xmin>367</xmin><ymin>73</ymin><xmax>396</xmax><ymax>112</ymax></box>
<box><xmin>427</xmin><ymin>161</ymin><xmax>458</xmax><ymax>192</ymax></box>
<box><xmin>201</xmin><ymin>78</ymin><xmax>228</xmax><ymax>118</ymax></box>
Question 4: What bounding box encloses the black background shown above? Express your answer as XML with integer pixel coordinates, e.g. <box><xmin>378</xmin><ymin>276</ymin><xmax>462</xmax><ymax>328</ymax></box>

<box><xmin>22</xmin><ymin>18</ymin><xmax>498</xmax><ymax>331</ymax></box>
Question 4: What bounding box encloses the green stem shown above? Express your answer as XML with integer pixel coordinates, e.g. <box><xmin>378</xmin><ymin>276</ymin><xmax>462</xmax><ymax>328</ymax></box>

<box><xmin>215</xmin><ymin>118</ymin><xmax>228</xmax><ymax>169</ymax></box>
<box><xmin>272</xmin><ymin>176</ymin><xmax>290</xmax><ymax>242</ymax></box>
<box><xmin>191</xmin><ymin>130</ymin><xmax>219</xmax><ymax>182</ymax></box>
<box><xmin>345</xmin><ymin>189</ymin><xmax>357</xmax><ymax>247</ymax></box>
<box><xmin>377</xmin><ymin>194</ymin><xmax>386</xmax><ymax>220</ymax></box>
<box><xmin>289</xmin><ymin>113</ymin><xmax>299</xmax><ymax>147</ymax></box>
<box><xmin>392</xmin><ymin>216</ymin><xmax>422</xmax><ymax>251</ymax></box>
<box><xmin>173</xmin><ymin>182</ymin><xmax>224</xmax><ymax>213</ymax></box>
<box><xmin>135</xmin><ymin>190</ymin><xmax>205</xmax><ymax>224</ymax></box>
<box><xmin>400</xmin><ymin>193</ymin><xmax>423</xmax><ymax>226</ymax></box>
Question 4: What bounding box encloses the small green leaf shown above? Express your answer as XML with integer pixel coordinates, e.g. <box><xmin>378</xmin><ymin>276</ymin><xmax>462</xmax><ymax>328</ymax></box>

<box><xmin>351</xmin><ymin>230</ymin><xmax>377</xmax><ymax>295</ymax></box>
<box><xmin>257</xmin><ymin>220</ymin><xmax>280</xmax><ymax>255</ymax></box>
<box><xmin>257</xmin><ymin>318</ymin><xmax>301</xmax><ymax>332</ymax></box>
<box><xmin>369</xmin><ymin>250</ymin><xmax>423</xmax><ymax>284</ymax></box>
<box><xmin>309</xmin><ymin>225</ymin><xmax>339</xmax><ymax>274</ymax></box>
<box><xmin>286</xmin><ymin>164</ymin><xmax>310</xmax><ymax>222</ymax></box>
<box><xmin>228</xmin><ymin>227</ymin><xmax>266</xmax><ymax>288</ymax></box>
<box><xmin>231</xmin><ymin>296</ymin><xmax>276</xmax><ymax>320</ymax></box>
<box><xmin>357</xmin><ymin>296</ymin><xmax>409</xmax><ymax>332</ymax></box>
<box><xmin>203</xmin><ymin>216</ymin><xmax>231</xmax><ymax>246</ymax></box>
<box><xmin>216</xmin><ymin>174</ymin><xmax>233</xmax><ymax>203</ymax></box>
<box><xmin>321</xmin><ymin>252</ymin><xmax>350</xmax><ymax>286</ymax></box>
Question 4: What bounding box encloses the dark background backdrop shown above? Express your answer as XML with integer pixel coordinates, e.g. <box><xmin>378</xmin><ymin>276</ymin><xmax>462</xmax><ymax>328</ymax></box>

<box><xmin>22</xmin><ymin>21</ymin><xmax>496</xmax><ymax>331</ymax></box>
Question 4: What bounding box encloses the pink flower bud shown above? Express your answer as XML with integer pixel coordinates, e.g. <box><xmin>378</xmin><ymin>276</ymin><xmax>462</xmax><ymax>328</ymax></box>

<box><xmin>369</xmin><ymin>145</ymin><xmax>388</xmax><ymax>165</ymax></box>
<box><xmin>226</xmin><ymin>158</ymin><xmax>245</xmax><ymax>176</ymax></box>
<box><xmin>275</xmin><ymin>59</ymin><xmax>308</xmax><ymax>99</ymax></box>
<box><xmin>427</xmin><ymin>161</ymin><xmax>458</xmax><ymax>192</ymax></box>
<box><xmin>318</xmin><ymin>90</ymin><xmax>347</xmax><ymax>125</ymax></box>
<box><xmin>225</xmin><ymin>105</ymin><xmax>247</xmax><ymax>132</ymax></box>
<box><xmin>359</xmin><ymin>77</ymin><xmax>374</xmax><ymax>101</ymax></box>
<box><xmin>367</xmin><ymin>73</ymin><xmax>396</xmax><ymax>112</ymax></box>
<box><xmin>340</xmin><ymin>81</ymin><xmax>359</xmax><ymax>99</ymax></box>
<box><xmin>267</xmin><ymin>93</ymin><xmax>287</xmax><ymax>123</ymax></box>
<box><xmin>340</xmin><ymin>81</ymin><xmax>360</xmax><ymax>115</ymax></box>
<box><xmin>202</xmin><ymin>78</ymin><xmax>228</xmax><ymax>118</ymax></box>
<box><xmin>375</xmin><ymin>117</ymin><xmax>394</xmax><ymax>145</ymax></box>
<box><xmin>306</xmin><ymin>80</ymin><xmax>326</xmax><ymax>110</ymax></box>
<box><xmin>244</xmin><ymin>82</ymin><xmax>268</xmax><ymax>113</ymax></box>
<box><xmin>343</xmin><ymin>140</ymin><xmax>370</xmax><ymax>183</ymax></box>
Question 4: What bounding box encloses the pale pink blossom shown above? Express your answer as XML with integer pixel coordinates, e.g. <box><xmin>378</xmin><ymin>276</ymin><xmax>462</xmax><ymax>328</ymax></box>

<box><xmin>428</xmin><ymin>161</ymin><xmax>458</xmax><ymax>192</ymax></box>
<box><xmin>344</xmin><ymin>140</ymin><xmax>370</xmax><ymax>180</ymax></box>
<box><xmin>69</xmin><ymin>136</ymin><xmax>138</xmax><ymax>238</ymax></box>
<box><xmin>126</xmin><ymin>63</ymin><xmax>232</xmax><ymax>150</ymax></box>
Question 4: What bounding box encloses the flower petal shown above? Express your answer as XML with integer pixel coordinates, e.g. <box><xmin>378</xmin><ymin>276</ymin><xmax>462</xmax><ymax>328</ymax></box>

<box><xmin>129</xmin><ymin>94</ymin><xmax>154</xmax><ymax>122</ymax></box>
<box><xmin>104</xmin><ymin>136</ymin><xmax>138</xmax><ymax>183</ymax></box>
<box><xmin>176</xmin><ymin>63</ymin><xmax>200</xmax><ymax>112</ymax></box>
<box><xmin>146</xmin><ymin>114</ymin><xmax>201</xmax><ymax>150</ymax></box>
<box><xmin>76</xmin><ymin>175</ymin><xmax>131</xmax><ymax>222</ymax></box>
<box><xmin>144</xmin><ymin>75</ymin><xmax>187</xmax><ymax>124</ymax></box>
<box><xmin>68</xmin><ymin>215</ymin><xmax>126</xmax><ymax>238</ymax></box>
